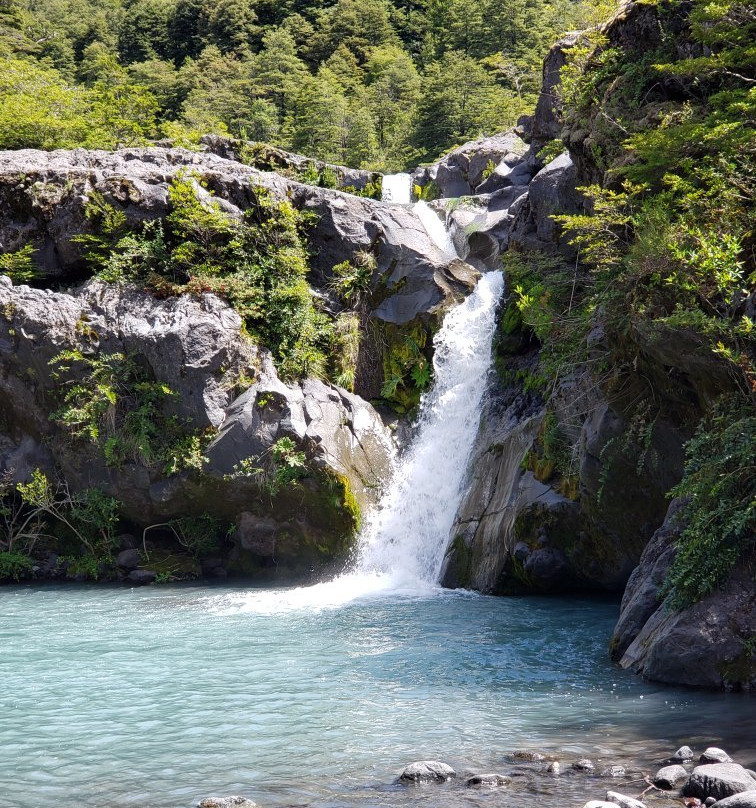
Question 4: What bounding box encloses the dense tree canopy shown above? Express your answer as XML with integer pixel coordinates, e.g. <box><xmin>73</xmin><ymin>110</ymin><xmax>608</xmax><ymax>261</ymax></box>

<box><xmin>0</xmin><ymin>0</ymin><xmax>610</xmax><ymax>167</ymax></box>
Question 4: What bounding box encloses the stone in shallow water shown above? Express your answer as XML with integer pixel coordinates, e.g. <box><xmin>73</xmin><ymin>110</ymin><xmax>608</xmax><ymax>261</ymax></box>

<box><xmin>701</xmin><ymin>748</ymin><xmax>733</xmax><ymax>764</ymax></box>
<box><xmin>583</xmin><ymin>802</ymin><xmax>617</xmax><ymax>808</ymax></box>
<box><xmin>601</xmin><ymin>766</ymin><xmax>626</xmax><ymax>778</ymax></box>
<box><xmin>547</xmin><ymin>761</ymin><xmax>561</xmax><ymax>775</ymax></box>
<box><xmin>606</xmin><ymin>791</ymin><xmax>647</xmax><ymax>808</ymax></box>
<box><xmin>197</xmin><ymin>798</ymin><xmax>258</xmax><ymax>808</ymax></box>
<box><xmin>673</xmin><ymin>746</ymin><xmax>695</xmax><ymax>762</ymax></box>
<box><xmin>399</xmin><ymin>761</ymin><xmax>456</xmax><ymax>783</ymax></box>
<box><xmin>127</xmin><ymin>569</ymin><xmax>156</xmax><ymax>585</ymax></box>
<box><xmin>505</xmin><ymin>750</ymin><xmax>547</xmax><ymax>763</ymax></box>
<box><xmin>573</xmin><ymin>759</ymin><xmax>596</xmax><ymax>772</ymax></box>
<box><xmin>466</xmin><ymin>773</ymin><xmax>511</xmax><ymax>786</ymax></box>
<box><xmin>654</xmin><ymin>764</ymin><xmax>689</xmax><ymax>789</ymax></box>
<box><xmin>683</xmin><ymin>764</ymin><xmax>756</xmax><ymax>801</ymax></box>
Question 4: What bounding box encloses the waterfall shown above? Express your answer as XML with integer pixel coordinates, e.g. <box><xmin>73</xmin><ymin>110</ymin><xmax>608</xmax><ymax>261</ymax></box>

<box><xmin>381</xmin><ymin>173</ymin><xmax>412</xmax><ymax>204</ymax></box>
<box><xmin>413</xmin><ymin>200</ymin><xmax>457</xmax><ymax>257</ymax></box>
<box><xmin>355</xmin><ymin>269</ymin><xmax>505</xmax><ymax>587</ymax></box>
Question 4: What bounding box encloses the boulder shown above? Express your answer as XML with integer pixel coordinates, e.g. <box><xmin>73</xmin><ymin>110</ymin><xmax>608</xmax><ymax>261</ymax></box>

<box><xmin>606</xmin><ymin>792</ymin><xmax>646</xmax><ymax>808</ymax></box>
<box><xmin>683</xmin><ymin>764</ymin><xmax>756</xmax><ymax>801</ymax></box>
<box><xmin>654</xmin><ymin>765</ymin><xmax>689</xmax><ymax>789</ymax></box>
<box><xmin>399</xmin><ymin>761</ymin><xmax>456</xmax><ymax>783</ymax></box>
<box><xmin>116</xmin><ymin>549</ymin><xmax>141</xmax><ymax>571</ymax></box>
<box><xmin>673</xmin><ymin>746</ymin><xmax>695</xmax><ymax>762</ymax></box>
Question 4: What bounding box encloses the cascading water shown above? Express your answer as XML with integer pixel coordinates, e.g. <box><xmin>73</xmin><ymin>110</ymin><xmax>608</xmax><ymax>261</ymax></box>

<box><xmin>355</xmin><ymin>269</ymin><xmax>504</xmax><ymax>588</ymax></box>
<box><xmin>413</xmin><ymin>200</ymin><xmax>457</xmax><ymax>257</ymax></box>
<box><xmin>381</xmin><ymin>172</ymin><xmax>412</xmax><ymax>204</ymax></box>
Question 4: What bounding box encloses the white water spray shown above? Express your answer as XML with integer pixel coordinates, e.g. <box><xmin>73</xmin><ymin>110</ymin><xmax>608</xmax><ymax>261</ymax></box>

<box><xmin>355</xmin><ymin>270</ymin><xmax>505</xmax><ymax>587</ymax></box>
<box><xmin>413</xmin><ymin>200</ymin><xmax>457</xmax><ymax>257</ymax></box>
<box><xmin>381</xmin><ymin>173</ymin><xmax>412</xmax><ymax>204</ymax></box>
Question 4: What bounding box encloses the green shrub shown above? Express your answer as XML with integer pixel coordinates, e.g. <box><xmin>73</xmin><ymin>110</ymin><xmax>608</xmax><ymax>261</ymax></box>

<box><xmin>0</xmin><ymin>551</ymin><xmax>33</xmax><ymax>581</ymax></box>
<box><xmin>0</xmin><ymin>244</ymin><xmax>39</xmax><ymax>284</ymax></box>
<box><xmin>661</xmin><ymin>402</ymin><xmax>755</xmax><ymax>611</ymax></box>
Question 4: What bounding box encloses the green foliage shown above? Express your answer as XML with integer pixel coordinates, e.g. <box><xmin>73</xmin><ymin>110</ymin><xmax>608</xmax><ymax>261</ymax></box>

<box><xmin>49</xmin><ymin>350</ymin><xmax>209</xmax><ymax>473</ymax></box>
<box><xmin>661</xmin><ymin>402</ymin><xmax>755</xmax><ymax>611</ymax></box>
<box><xmin>0</xmin><ymin>551</ymin><xmax>33</xmax><ymax>581</ymax></box>
<box><xmin>380</xmin><ymin>323</ymin><xmax>433</xmax><ymax>412</ymax></box>
<box><xmin>77</xmin><ymin>176</ymin><xmax>331</xmax><ymax>380</ymax></box>
<box><xmin>331</xmin><ymin>313</ymin><xmax>361</xmax><ymax>391</ymax></box>
<box><xmin>0</xmin><ymin>243</ymin><xmax>38</xmax><ymax>284</ymax></box>
<box><xmin>329</xmin><ymin>250</ymin><xmax>376</xmax><ymax>306</ymax></box>
<box><xmin>169</xmin><ymin>513</ymin><xmax>225</xmax><ymax>557</ymax></box>
<box><xmin>270</xmin><ymin>436</ymin><xmax>308</xmax><ymax>490</ymax></box>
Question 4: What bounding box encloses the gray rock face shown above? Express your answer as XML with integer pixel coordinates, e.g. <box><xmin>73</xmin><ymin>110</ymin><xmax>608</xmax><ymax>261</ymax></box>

<box><xmin>399</xmin><ymin>761</ymin><xmax>456</xmax><ymax>783</ymax></box>
<box><xmin>128</xmin><ymin>570</ymin><xmax>157</xmax><ymax>585</ymax></box>
<box><xmin>116</xmin><ymin>549</ymin><xmax>140</xmax><ymax>571</ymax></box>
<box><xmin>0</xmin><ymin>147</ymin><xmax>477</xmax><ymax>327</ymax></box>
<box><xmin>654</xmin><ymin>765</ymin><xmax>689</xmax><ymax>789</ymax></box>
<box><xmin>530</xmin><ymin>32</ymin><xmax>582</xmax><ymax>147</ymax></box>
<box><xmin>683</xmin><ymin>764</ymin><xmax>756</xmax><ymax>801</ymax></box>
<box><xmin>509</xmin><ymin>152</ymin><xmax>584</xmax><ymax>252</ymax></box>
<box><xmin>412</xmin><ymin>131</ymin><xmax>530</xmax><ymax>198</ymax></box>
<box><xmin>616</xmin><ymin>505</ymin><xmax>756</xmax><ymax>690</ymax></box>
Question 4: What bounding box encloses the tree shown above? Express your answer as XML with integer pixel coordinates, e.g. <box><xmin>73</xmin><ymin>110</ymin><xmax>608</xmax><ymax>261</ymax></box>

<box><xmin>118</xmin><ymin>0</ymin><xmax>174</xmax><ymax>63</ymax></box>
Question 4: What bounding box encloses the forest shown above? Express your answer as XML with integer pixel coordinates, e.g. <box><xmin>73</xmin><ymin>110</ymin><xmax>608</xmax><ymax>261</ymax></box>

<box><xmin>0</xmin><ymin>0</ymin><xmax>610</xmax><ymax>168</ymax></box>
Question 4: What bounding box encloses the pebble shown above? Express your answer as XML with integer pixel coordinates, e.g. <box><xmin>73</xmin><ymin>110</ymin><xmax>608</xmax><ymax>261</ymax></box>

<box><xmin>673</xmin><ymin>745</ymin><xmax>695</xmax><ymax>762</ymax></box>
<box><xmin>573</xmin><ymin>759</ymin><xmax>596</xmax><ymax>772</ymax></box>
<box><xmin>547</xmin><ymin>761</ymin><xmax>561</xmax><ymax>775</ymax></box>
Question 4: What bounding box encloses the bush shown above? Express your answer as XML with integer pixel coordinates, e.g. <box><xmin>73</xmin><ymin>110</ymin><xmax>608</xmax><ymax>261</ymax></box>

<box><xmin>0</xmin><ymin>551</ymin><xmax>33</xmax><ymax>581</ymax></box>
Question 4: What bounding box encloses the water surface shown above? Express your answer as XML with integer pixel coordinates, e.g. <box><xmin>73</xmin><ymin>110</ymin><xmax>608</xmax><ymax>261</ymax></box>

<box><xmin>1</xmin><ymin>583</ymin><xmax>754</xmax><ymax>808</ymax></box>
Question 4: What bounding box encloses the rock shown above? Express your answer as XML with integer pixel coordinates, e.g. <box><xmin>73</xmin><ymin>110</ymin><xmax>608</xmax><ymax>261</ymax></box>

<box><xmin>547</xmin><ymin>762</ymin><xmax>561</xmax><ymax>775</ymax></box>
<box><xmin>606</xmin><ymin>792</ymin><xmax>646</xmax><ymax>808</ymax></box>
<box><xmin>673</xmin><ymin>746</ymin><xmax>695</xmax><ymax>762</ymax></box>
<box><xmin>530</xmin><ymin>32</ymin><xmax>582</xmax><ymax>147</ymax></box>
<box><xmin>508</xmin><ymin>152</ymin><xmax>585</xmax><ymax>252</ymax></box>
<box><xmin>573</xmin><ymin>759</ymin><xmax>595</xmax><ymax>772</ymax></box>
<box><xmin>654</xmin><ymin>765</ymin><xmax>689</xmax><ymax>789</ymax></box>
<box><xmin>116</xmin><ymin>549</ymin><xmax>140</xmax><ymax>570</ymax></box>
<box><xmin>707</xmin><ymin>800</ymin><xmax>718</xmax><ymax>807</ymax></box>
<box><xmin>584</xmin><ymin>802</ymin><xmax>618</xmax><ymax>808</ymax></box>
<box><xmin>466</xmin><ymin>773</ymin><xmax>511</xmax><ymax>786</ymax></box>
<box><xmin>710</xmin><ymin>792</ymin><xmax>756</xmax><ymax>808</ymax></box>
<box><xmin>701</xmin><ymin>748</ymin><xmax>733</xmax><ymax>765</ymax></box>
<box><xmin>505</xmin><ymin>750</ymin><xmax>547</xmax><ymax>763</ymax></box>
<box><xmin>683</xmin><ymin>764</ymin><xmax>756</xmax><ymax>801</ymax></box>
<box><xmin>601</xmin><ymin>766</ymin><xmax>626</xmax><ymax>778</ymax></box>
<box><xmin>127</xmin><ymin>569</ymin><xmax>157</xmax><ymax>585</ymax></box>
<box><xmin>399</xmin><ymin>761</ymin><xmax>456</xmax><ymax>783</ymax></box>
<box><xmin>412</xmin><ymin>131</ymin><xmax>528</xmax><ymax>197</ymax></box>
<box><xmin>197</xmin><ymin>798</ymin><xmax>258</xmax><ymax>808</ymax></box>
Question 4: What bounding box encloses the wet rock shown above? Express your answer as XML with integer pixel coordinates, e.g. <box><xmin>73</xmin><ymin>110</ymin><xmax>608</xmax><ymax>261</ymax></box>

<box><xmin>466</xmin><ymin>773</ymin><xmax>511</xmax><ymax>786</ymax></box>
<box><xmin>584</xmin><ymin>802</ymin><xmax>617</xmax><ymax>808</ymax></box>
<box><xmin>683</xmin><ymin>764</ymin><xmax>756</xmax><ymax>801</ymax></box>
<box><xmin>573</xmin><ymin>759</ymin><xmax>595</xmax><ymax>772</ymax></box>
<box><xmin>505</xmin><ymin>750</ymin><xmax>547</xmax><ymax>763</ymax></box>
<box><xmin>673</xmin><ymin>746</ymin><xmax>695</xmax><ymax>763</ymax></box>
<box><xmin>701</xmin><ymin>748</ymin><xmax>733</xmax><ymax>765</ymax></box>
<box><xmin>547</xmin><ymin>762</ymin><xmax>561</xmax><ymax>775</ymax></box>
<box><xmin>197</xmin><ymin>798</ymin><xmax>258</xmax><ymax>808</ymax></box>
<box><xmin>127</xmin><ymin>569</ymin><xmax>157</xmax><ymax>585</ymax></box>
<box><xmin>711</xmin><ymin>792</ymin><xmax>756</xmax><ymax>808</ymax></box>
<box><xmin>654</xmin><ymin>764</ymin><xmax>689</xmax><ymax>789</ymax></box>
<box><xmin>116</xmin><ymin>549</ymin><xmax>140</xmax><ymax>571</ymax></box>
<box><xmin>399</xmin><ymin>761</ymin><xmax>456</xmax><ymax>783</ymax></box>
<box><xmin>601</xmin><ymin>766</ymin><xmax>626</xmax><ymax>778</ymax></box>
<box><xmin>606</xmin><ymin>792</ymin><xmax>646</xmax><ymax>808</ymax></box>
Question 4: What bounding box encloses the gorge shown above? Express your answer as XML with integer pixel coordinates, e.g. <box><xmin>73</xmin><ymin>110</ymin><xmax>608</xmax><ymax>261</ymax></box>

<box><xmin>0</xmin><ymin>0</ymin><xmax>754</xmax><ymax>805</ymax></box>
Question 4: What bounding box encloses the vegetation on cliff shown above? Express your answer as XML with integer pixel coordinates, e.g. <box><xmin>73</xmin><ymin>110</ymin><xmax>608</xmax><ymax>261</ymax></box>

<box><xmin>504</xmin><ymin>0</ymin><xmax>755</xmax><ymax>608</ymax></box>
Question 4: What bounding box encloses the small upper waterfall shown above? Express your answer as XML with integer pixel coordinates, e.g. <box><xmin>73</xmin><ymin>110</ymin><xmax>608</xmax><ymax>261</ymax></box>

<box><xmin>381</xmin><ymin>172</ymin><xmax>412</xmax><ymax>204</ymax></box>
<box><xmin>413</xmin><ymin>200</ymin><xmax>457</xmax><ymax>257</ymax></box>
<box><xmin>355</xmin><ymin>269</ymin><xmax>505</xmax><ymax>587</ymax></box>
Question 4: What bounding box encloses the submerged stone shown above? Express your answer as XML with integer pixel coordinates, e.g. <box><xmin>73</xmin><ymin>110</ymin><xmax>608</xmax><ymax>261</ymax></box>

<box><xmin>399</xmin><ymin>761</ymin><xmax>456</xmax><ymax>783</ymax></box>
<box><xmin>466</xmin><ymin>773</ymin><xmax>511</xmax><ymax>786</ymax></box>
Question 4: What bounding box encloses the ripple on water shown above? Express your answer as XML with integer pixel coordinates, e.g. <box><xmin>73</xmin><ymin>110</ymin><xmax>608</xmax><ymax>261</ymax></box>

<box><xmin>0</xmin><ymin>583</ymin><xmax>754</xmax><ymax>808</ymax></box>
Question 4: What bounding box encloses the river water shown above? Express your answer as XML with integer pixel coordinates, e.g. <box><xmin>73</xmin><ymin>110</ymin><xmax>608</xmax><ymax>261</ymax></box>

<box><xmin>1</xmin><ymin>584</ymin><xmax>754</xmax><ymax>808</ymax></box>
